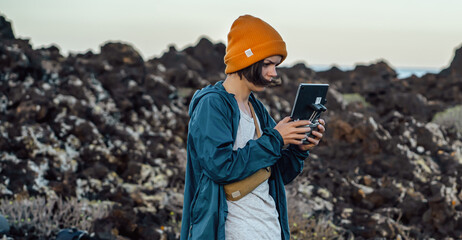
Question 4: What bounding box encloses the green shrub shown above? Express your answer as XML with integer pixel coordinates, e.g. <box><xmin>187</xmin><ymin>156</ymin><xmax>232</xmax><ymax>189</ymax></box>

<box><xmin>342</xmin><ymin>93</ymin><xmax>370</xmax><ymax>107</ymax></box>
<box><xmin>0</xmin><ymin>197</ymin><xmax>111</xmax><ymax>238</ymax></box>
<box><xmin>432</xmin><ymin>104</ymin><xmax>462</xmax><ymax>135</ymax></box>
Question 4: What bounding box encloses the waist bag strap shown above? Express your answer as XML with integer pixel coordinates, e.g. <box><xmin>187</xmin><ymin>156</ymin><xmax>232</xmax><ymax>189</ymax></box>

<box><xmin>224</xmin><ymin>102</ymin><xmax>271</xmax><ymax>201</ymax></box>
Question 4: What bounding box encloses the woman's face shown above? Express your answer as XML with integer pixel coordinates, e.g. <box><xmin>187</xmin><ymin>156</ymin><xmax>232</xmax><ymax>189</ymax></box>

<box><xmin>262</xmin><ymin>55</ymin><xmax>282</xmax><ymax>81</ymax></box>
<box><xmin>250</xmin><ymin>55</ymin><xmax>282</xmax><ymax>92</ymax></box>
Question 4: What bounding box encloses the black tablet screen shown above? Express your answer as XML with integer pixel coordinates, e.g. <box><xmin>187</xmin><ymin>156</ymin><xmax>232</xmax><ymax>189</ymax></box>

<box><xmin>290</xmin><ymin>84</ymin><xmax>329</xmax><ymax>121</ymax></box>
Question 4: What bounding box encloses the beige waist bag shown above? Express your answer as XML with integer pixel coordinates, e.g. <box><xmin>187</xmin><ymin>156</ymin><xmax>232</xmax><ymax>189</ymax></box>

<box><xmin>224</xmin><ymin>102</ymin><xmax>271</xmax><ymax>201</ymax></box>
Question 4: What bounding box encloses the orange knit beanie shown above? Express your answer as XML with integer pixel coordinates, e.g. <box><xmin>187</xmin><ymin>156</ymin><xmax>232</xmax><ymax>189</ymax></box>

<box><xmin>224</xmin><ymin>15</ymin><xmax>287</xmax><ymax>74</ymax></box>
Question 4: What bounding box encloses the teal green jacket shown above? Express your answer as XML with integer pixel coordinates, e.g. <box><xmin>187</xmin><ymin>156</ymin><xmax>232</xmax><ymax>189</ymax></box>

<box><xmin>180</xmin><ymin>81</ymin><xmax>309</xmax><ymax>240</ymax></box>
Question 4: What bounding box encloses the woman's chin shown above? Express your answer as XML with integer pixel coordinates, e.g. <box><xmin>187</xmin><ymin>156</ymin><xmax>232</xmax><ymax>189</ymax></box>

<box><xmin>252</xmin><ymin>85</ymin><xmax>266</xmax><ymax>92</ymax></box>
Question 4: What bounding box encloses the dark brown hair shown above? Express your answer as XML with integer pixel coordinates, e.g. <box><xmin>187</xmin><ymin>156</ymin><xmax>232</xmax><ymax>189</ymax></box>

<box><xmin>234</xmin><ymin>60</ymin><xmax>271</xmax><ymax>87</ymax></box>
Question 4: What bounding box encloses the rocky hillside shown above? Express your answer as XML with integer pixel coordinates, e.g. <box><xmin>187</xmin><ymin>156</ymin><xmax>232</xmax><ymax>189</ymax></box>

<box><xmin>1</xmin><ymin>15</ymin><xmax>462</xmax><ymax>239</ymax></box>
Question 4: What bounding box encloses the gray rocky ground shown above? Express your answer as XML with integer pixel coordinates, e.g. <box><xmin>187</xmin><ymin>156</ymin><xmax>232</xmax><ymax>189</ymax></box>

<box><xmin>1</xmin><ymin>15</ymin><xmax>462</xmax><ymax>239</ymax></box>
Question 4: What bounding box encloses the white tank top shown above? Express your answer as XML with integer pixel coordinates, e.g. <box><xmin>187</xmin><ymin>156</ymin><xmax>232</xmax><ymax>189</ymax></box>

<box><xmin>225</xmin><ymin>109</ymin><xmax>281</xmax><ymax>240</ymax></box>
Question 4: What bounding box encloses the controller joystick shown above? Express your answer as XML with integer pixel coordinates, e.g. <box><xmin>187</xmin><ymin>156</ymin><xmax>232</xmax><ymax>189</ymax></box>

<box><xmin>301</xmin><ymin>120</ymin><xmax>319</xmax><ymax>145</ymax></box>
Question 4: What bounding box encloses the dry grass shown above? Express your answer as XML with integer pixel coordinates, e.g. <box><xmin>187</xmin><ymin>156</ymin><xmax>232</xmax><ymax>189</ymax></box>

<box><xmin>289</xmin><ymin>211</ymin><xmax>350</xmax><ymax>240</ymax></box>
<box><xmin>0</xmin><ymin>197</ymin><xmax>111</xmax><ymax>238</ymax></box>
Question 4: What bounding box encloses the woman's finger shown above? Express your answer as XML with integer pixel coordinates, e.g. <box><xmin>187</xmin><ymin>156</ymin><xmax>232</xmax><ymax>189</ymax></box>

<box><xmin>307</xmin><ymin>137</ymin><xmax>319</xmax><ymax>145</ymax></box>
<box><xmin>316</xmin><ymin>124</ymin><xmax>325</xmax><ymax>133</ymax></box>
<box><xmin>288</xmin><ymin>139</ymin><xmax>303</xmax><ymax>145</ymax></box>
<box><xmin>311</xmin><ymin>131</ymin><xmax>323</xmax><ymax>139</ymax></box>
<box><xmin>294</xmin><ymin>127</ymin><xmax>310</xmax><ymax>134</ymax></box>
<box><xmin>291</xmin><ymin>120</ymin><xmax>311</xmax><ymax>127</ymax></box>
<box><xmin>281</xmin><ymin>116</ymin><xmax>292</xmax><ymax>123</ymax></box>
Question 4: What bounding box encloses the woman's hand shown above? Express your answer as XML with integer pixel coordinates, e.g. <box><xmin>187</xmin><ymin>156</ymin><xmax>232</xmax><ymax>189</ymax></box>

<box><xmin>273</xmin><ymin>117</ymin><xmax>312</xmax><ymax>145</ymax></box>
<box><xmin>298</xmin><ymin>119</ymin><xmax>325</xmax><ymax>151</ymax></box>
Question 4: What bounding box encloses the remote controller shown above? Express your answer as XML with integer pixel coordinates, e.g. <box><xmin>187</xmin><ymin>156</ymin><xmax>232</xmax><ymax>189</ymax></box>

<box><xmin>302</xmin><ymin>120</ymin><xmax>319</xmax><ymax>144</ymax></box>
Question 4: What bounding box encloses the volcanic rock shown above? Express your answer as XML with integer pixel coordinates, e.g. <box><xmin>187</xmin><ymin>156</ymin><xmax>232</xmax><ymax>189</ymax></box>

<box><xmin>0</xmin><ymin>15</ymin><xmax>14</xmax><ymax>39</ymax></box>
<box><xmin>1</xmin><ymin>14</ymin><xmax>462</xmax><ymax>240</ymax></box>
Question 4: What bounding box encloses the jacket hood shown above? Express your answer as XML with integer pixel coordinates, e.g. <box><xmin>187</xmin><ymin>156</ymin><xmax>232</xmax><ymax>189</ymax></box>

<box><xmin>189</xmin><ymin>81</ymin><xmax>236</xmax><ymax>116</ymax></box>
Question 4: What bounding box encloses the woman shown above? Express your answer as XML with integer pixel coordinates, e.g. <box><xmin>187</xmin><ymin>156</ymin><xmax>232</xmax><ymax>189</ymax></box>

<box><xmin>180</xmin><ymin>15</ymin><xmax>326</xmax><ymax>240</ymax></box>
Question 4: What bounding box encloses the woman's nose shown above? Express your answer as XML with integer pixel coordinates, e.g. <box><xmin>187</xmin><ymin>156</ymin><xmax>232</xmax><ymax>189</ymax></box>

<box><xmin>269</xmin><ymin>66</ymin><xmax>277</xmax><ymax>77</ymax></box>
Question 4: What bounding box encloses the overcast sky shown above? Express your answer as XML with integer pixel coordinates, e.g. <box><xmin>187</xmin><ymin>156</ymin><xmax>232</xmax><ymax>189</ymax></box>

<box><xmin>2</xmin><ymin>0</ymin><xmax>462</xmax><ymax>70</ymax></box>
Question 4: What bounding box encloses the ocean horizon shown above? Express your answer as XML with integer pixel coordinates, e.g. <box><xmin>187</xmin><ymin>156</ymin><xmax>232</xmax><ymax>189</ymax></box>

<box><xmin>309</xmin><ymin>64</ymin><xmax>442</xmax><ymax>79</ymax></box>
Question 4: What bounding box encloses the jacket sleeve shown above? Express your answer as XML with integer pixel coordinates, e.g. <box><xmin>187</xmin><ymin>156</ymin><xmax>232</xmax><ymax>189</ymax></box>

<box><xmin>189</xmin><ymin>94</ymin><xmax>284</xmax><ymax>185</ymax></box>
<box><xmin>277</xmin><ymin>144</ymin><xmax>309</xmax><ymax>185</ymax></box>
<box><xmin>257</xmin><ymin>102</ymin><xmax>309</xmax><ymax>185</ymax></box>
